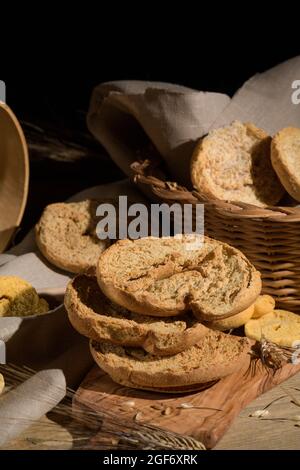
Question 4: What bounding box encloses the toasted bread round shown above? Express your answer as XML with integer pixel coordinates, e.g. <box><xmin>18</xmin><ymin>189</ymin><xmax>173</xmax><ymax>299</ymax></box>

<box><xmin>245</xmin><ymin>309</ymin><xmax>300</xmax><ymax>347</ymax></box>
<box><xmin>252</xmin><ymin>295</ymin><xmax>275</xmax><ymax>319</ymax></box>
<box><xmin>35</xmin><ymin>200</ymin><xmax>110</xmax><ymax>273</ymax></box>
<box><xmin>271</xmin><ymin>127</ymin><xmax>300</xmax><ymax>201</ymax></box>
<box><xmin>65</xmin><ymin>273</ymin><xmax>208</xmax><ymax>356</ymax></box>
<box><xmin>206</xmin><ymin>304</ymin><xmax>254</xmax><ymax>331</ymax></box>
<box><xmin>97</xmin><ymin>235</ymin><xmax>261</xmax><ymax>321</ymax></box>
<box><xmin>191</xmin><ymin>121</ymin><xmax>285</xmax><ymax>206</ymax></box>
<box><xmin>90</xmin><ymin>331</ymin><xmax>250</xmax><ymax>391</ymax></box>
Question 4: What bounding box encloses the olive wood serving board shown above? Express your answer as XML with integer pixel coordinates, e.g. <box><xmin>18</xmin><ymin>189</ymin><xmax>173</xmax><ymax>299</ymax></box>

<box><xmin>73</xmin><ymin>358</ymin><xmax>300</xmax><ymax>449</ymax></box>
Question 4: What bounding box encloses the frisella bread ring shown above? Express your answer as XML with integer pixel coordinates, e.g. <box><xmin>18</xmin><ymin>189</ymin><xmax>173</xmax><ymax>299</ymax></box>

<box><xmin>191</xmin><ymin>121</ymin><xmax>285</xmax><ymax>206</ymax></box>
<box><xmin>64</xmin><ymin>273</ymin><xmax>208</xmax><ymax>356</ymax></box>
<box><xmin>97</xmin><ymin>235</ymin><xmax>261</xmax><ymax>320</ymax></box>
<box><xmin>90</xmin><ymin>331</ymin><xmax>250</xmax><ymax>391</ymax></box>
<box><xmin>35</xmin><ymin>200</ymin><xmax>111</xmax><ymax>273</ymax></box>
<box><xmin>271</xmin><ymin>127</ymin><xmax>300</xmax><ymax>202</ymax></box>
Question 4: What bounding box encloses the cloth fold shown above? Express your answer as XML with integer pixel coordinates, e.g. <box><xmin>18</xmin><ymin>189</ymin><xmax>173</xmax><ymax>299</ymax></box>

<box><xmin>211</xmin><ymin>56</ymin><xmax>300</xmax><ymax>133</ymax></box>
<box><xmin>87</xmin><ymin>57</ymin><xmax>300</xmax><ymax>190</ymax></box>
<box><xmin>87</xmin><ymin>82</ymin><xmax>230</xmax><ymax>187</ymax></box>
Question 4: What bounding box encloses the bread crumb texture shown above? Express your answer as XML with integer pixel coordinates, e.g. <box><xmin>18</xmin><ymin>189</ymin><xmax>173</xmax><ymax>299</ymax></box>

<box><xmin>271</xmin><ymin>127</ymin><xmax>300</xmax><ymax>201</ymax></box>
<box><xmin>97</xmin><ymin>235</ymin><xmax>261</xmax><ymax>320</ymax></box>
<box><xmin>35</xmin><ymin>200</ymin><xmax>110</xmax><ymax>273</ymax></box>
<box><xmin>0</xmin><ymin>276</ymin><xmax>49</xmax><ymax>317</ymax></box>
<box><xmin>191</xmin><ymin>121</ymin><xmax>285</xmax><ymax>206</ymax></box>
<box><xmin>65</xmin><ymin>273</ymin><xmax>207</xmax><ymax>355</ymax></box>
<box><xmin>90</xmin><ymin>330</ymin><xmax>249</xmax><ymax>388</ymax></box>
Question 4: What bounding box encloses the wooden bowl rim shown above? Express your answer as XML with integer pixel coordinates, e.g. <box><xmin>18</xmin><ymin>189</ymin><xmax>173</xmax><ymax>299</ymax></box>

<box><xmin>0</xmin><ymin>102</ymin><xmax>29</xmax><ymax>252</ymax></box>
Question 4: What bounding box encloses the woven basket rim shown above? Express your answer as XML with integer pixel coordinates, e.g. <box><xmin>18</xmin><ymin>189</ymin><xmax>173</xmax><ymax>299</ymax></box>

<box><xmin>132</xmin><ymin>160</ymin><xmax>300</xmax><ymax>223</ymax></box>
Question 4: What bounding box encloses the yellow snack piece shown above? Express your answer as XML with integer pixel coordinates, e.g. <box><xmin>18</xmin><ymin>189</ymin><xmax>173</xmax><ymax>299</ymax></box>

<box><xmin>34</xmin><ymin>298</ymin><xmax>49</xmax><ymax>315</ymax></box>
<box><xmin>0</xmin><ymin>298</ymin><xmax>10</xmax><ymax>317</ymax></box>
<box><xmin>0</xmin><ymin>373</ymin><xmax>4</xmax><ymax>395</ymax></box>
<box><xmin>208</xmin><ymin>304</ymin><xmax>254</xmax><ymax>331</ymax></box>
<box><xmin>0</xmin><ymin>276</ymin><xmax>49</xmax><ymax>317</ymax></box>
<box><xmin>245</xmin><ymin>309</ymin><xmax>300</xmax><ymax>347</ymax></box>
<box><xmin>252</xmin><ymin>295</ymin><xmax>275</xmax><ymax>319</ymax></box>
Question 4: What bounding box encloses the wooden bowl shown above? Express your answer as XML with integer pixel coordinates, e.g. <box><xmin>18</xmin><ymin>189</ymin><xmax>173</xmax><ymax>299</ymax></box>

<box><xmin>0</xmin><ymin>102</ymin><xmax>29</xmax><ymax>253</ymax></box>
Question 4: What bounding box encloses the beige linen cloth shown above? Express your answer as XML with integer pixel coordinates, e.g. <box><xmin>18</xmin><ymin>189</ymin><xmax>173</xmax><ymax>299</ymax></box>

<box><xmin>0</xmin><ymin>56</ymin><xmax>300</xmax><ymax>446</ymax></box>
<box><xmin>88</xmin><ymin>56</ymin><xmax>300</xmax><ymax>188</ymax></box>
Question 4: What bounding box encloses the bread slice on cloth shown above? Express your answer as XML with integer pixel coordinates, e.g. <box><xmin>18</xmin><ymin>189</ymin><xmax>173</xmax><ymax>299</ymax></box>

<box><xmin>271</xmin><ymin>127</ymin><xmax>300</xmax><ymax>201</ymax></box>
<box><xmin>35</xmin><ymin>200</ymin><xmax>111</xmax><ymax>273</ymax></box>
<box><xmin>191</xmin><ymin>121</ymin><xmax>284</xmax><ymax>206</ymax></box>
<box><xmin>90</xmin><ymin>330</ymin><xmax>250</xmax><ymax>392</ymax></box>
<box><xmin>245</xmin><ymin>309</ymin><xmax>300</xmax><ymax>347</ymax></box>
<box><xmin>97</xmin><ymin>235</ymin><xmax>261</xmax><ymax>321</ymax></box>
<box><xmin>65</xmin><ymin>273</ymin><xmax>208</xmax><ymax>356</ymax></box>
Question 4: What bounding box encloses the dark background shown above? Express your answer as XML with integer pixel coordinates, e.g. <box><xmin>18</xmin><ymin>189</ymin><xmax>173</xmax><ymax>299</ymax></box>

<box><xmin>3</xmin><ymin>39</ymin><xmax>300</xmax><ymax>242</ymax></box>
<box><xmin>6</xmin><ymin>45</ymin><xmax>300</xmax><ymax>120</ymax></box>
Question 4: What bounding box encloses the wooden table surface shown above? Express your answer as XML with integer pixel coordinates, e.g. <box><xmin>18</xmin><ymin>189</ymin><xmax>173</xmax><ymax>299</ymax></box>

<box><xmin>3</xmin><ymin>371</ymin><xmax>300</xmax><ymax>450</ymax></box>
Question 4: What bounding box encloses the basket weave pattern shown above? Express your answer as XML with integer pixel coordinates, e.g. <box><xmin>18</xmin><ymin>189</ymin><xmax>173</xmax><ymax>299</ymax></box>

<box><xmin>133</xmin><ymin>161</ymin><xmax>300</xmax><ymax>313</ymax></box>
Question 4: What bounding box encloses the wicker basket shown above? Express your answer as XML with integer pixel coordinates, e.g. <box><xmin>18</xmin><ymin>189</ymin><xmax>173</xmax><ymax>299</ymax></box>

<box><xmin>133</xmin><ymin>161</ymin><xmax>300</xmax><ymax>313</ymax></box>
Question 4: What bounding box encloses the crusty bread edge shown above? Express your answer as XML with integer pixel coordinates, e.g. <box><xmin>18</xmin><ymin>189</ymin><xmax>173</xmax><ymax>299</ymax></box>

<box><xmin>142</xmin><ymin>322</ymin><xmax>208</xmax><ymax>356</ymax></box>
<box><xmin>206</xmin><ymin>304</ymin><xmax>255</xmax><ymax>331</ymax></box>
<box><xmin>271</xmin><ymin>128</ymin><xmax>300</xmax><ymax>202</ymax></box>
<box><xmin>191</xmin><ymin>122</ymin><xmax>283</xmax><ymax>206</ymax></box>
<box><xmin>35</xmin><ymin>200</ymin><xmax>108</xmax><ymax>274</ymax></box>
<box><xmin>35</xmin><ymin>226</ymin><xmax>84</xmax><ymax>274</ymax></box>
<box><xmin>97</xmin><ymin>240</ymin><xmax>185</xmax><ymax>317</ymax></box>
<box><xmin>191</xmin><ymin>123</ymin><xmax>269</xmax><ymax>198</ymax></box>
<box><xmin>97</xmin><ymin>275</ymin><xmax>184</xmax><ymax>317</ymax></box>
<box><xmin>65</xmin><ymin>275</ymin><xmax>209</xmax><ymax>356</ymax></box>
<box><xmin>191</xmin><ymin>262</ymin><xmax>261</xmax><ymax>321</ymax></box>
<box><xmin>190</xmin><ymin>136</ymin><xmax>219</xmax><ymax>199</ymax></box>
<box><xmin>90</xmin><ymin>337</ymin><xmax>250</xmax><ymax>389</ymax></box>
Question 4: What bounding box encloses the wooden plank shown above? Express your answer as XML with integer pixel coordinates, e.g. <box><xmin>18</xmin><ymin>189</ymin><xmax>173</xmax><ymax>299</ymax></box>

<box><xmin>216</xmin><ymin>371</ymin><xmax>300</xmax><ymax>449</ymax></box>
<box><xmin>5</xmin><ymin>367</ymin><xmax>300</xmax><ymax>450</ymax></box>
<box><xmin>73</xmin><ymin>358</ymin><xmax>300</xmax><ymax>449</ymax></box>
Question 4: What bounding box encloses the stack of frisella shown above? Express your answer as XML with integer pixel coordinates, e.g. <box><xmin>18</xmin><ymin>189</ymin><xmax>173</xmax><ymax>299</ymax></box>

<box><xmin>63</xmin><ymin>235</ymin><xmax>265</xmax><ymax>393</ymax></box>
<box><xmin>34</xmin><ymin>118</ymin><xmax>300</xmax><ymax>393</ymax></box>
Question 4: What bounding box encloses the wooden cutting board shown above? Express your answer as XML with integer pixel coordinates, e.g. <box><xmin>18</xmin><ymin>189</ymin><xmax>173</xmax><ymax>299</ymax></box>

<box><xmin>73</xmin><ymin>357</ymin><xmax>300</xmax><ymax>449</ymax></box>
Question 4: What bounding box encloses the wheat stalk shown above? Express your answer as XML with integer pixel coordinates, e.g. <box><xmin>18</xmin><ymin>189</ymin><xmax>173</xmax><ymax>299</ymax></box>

<box><xmin>249</xmin><ymin>338</ymin><xmax>300</xmax><ymax>376</ymax></box>
<box><xmin>0</xmin><ymin>364</ymin><xmax>206</xmax><ymax>450</ymax></box>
